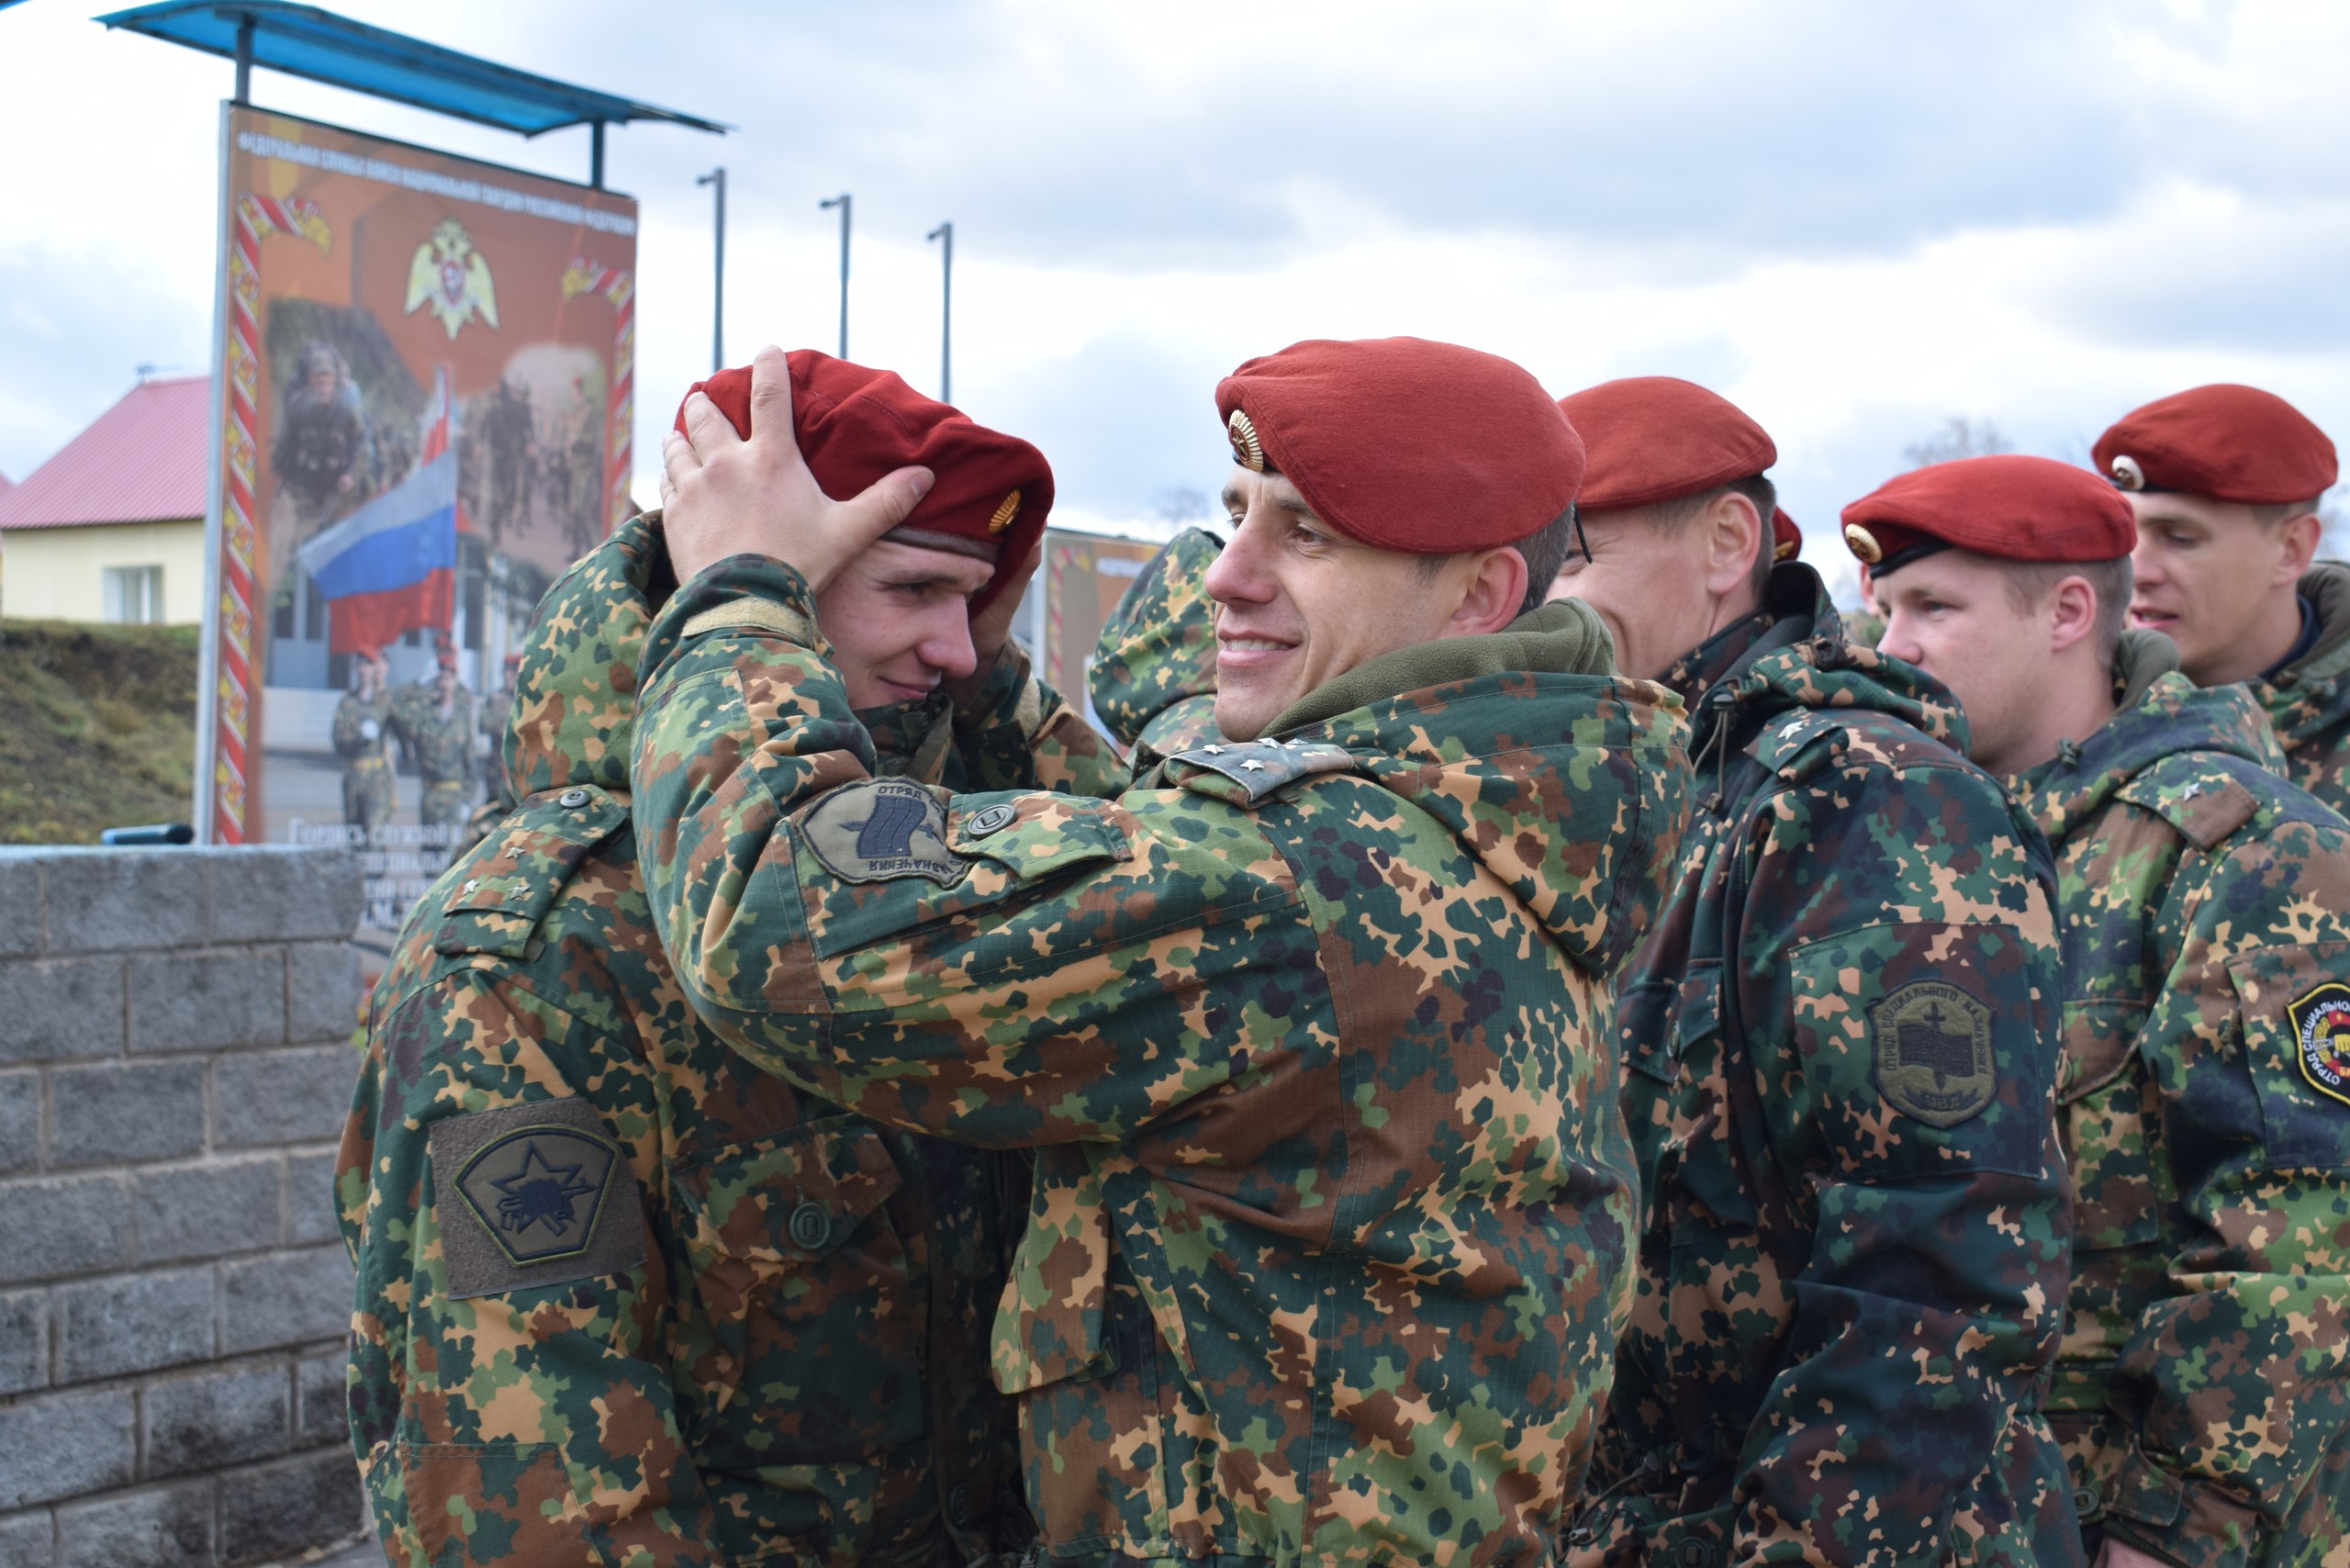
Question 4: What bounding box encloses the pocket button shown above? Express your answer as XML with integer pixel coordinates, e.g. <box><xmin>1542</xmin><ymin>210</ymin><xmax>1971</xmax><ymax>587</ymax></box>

<box><xmin>788</xmin><ymin>1200</ymin><xmax>831</xmax><ymax>1252</ymax></box>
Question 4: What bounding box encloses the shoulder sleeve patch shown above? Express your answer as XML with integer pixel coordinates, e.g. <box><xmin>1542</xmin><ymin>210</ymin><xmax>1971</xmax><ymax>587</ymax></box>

<box><xmin>681</xmin><ymin>598</ymin><xmax>817</xmax><ymax>644</ymax></box>
<box><xmin>2119</xmin><ymin>770</ymin><xmax>2261</xmax><ymax>851</ymax></box>
<box><xmin>2288</xmin><ymin>981</ymin><xmax>2350</xmax><ymax>1110</ymax></box>
<box><xmin>1871</xmin><ymin>980</ymin><xmax>1997</xmax><ymax>1126</ymax></box>
<box><xmin>1167</xmin><ymin>737</ymin><xmax>1358</xmax><ymax>803</ymax></box>
<box><xmin>800</xmin><ymin>778</ymin><xmax>970</xmax><ymax>885</ymax></box>
<box><xmin>427</xmin><ymin>1097</ymin><xmax>645</xmax><ymax>1299</ymax></box>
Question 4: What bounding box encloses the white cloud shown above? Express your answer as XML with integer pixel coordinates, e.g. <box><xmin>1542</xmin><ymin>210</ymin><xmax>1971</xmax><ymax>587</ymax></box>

<box><xmin>3</xmin><ymin>0</ymin><xmax>2348</xmax><ymax>619</ymax></box>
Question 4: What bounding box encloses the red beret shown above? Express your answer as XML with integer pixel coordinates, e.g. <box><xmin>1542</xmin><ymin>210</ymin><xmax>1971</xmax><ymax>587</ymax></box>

<box><xmin>1773</xmin><ymin>509</ymin><xmax>1801</xmax><ymax>562</ymax></box>
<box><xmin>677</xmin><ymin>352</ymin><xmax>1053</xmax><ymax>611</ymax></box>
<box><xmin>1555</xmin><ymin>376</ymin><xmax>1776</xmax><ymax>512</ymax></box>
<box><xmin>1842</xmin><ymin>455</ymin><xmax>2135</xmax><ymax>572</ymax></box>
<box><xmin>436</xmin><ymin>646</ymin><xmax>458</xmax><ymax>672</ymax></box>
<box><xmin>2093</xmin><ymin>385</ymin><xmax>2336</xmax><ymax>505</ymax></box>
<box><xmin>1214</xmin><ymin>337</ymin><xmax>1583</xmax><ymax>554</ymax></box>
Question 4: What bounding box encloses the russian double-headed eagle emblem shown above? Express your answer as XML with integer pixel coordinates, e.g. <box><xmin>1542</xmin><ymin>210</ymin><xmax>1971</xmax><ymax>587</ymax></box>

<box><xmin>406</xmin><ymin>218</ymin><xmax>499</xmax><ymax>341</ymax></box>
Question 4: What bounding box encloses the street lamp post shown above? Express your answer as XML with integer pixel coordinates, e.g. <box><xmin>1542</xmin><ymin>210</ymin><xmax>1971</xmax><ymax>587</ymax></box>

<box><xmin>818</xmin><ymin>193</ymin><xmax>851</xmax><ymax>358</ymax></box>
<box><xmin>926</xmin><ymin>221</ymin><xmax>953</xmax><ymax>403</ymax></box>
<box><xmin>696</xmin><ymin>167</ymin><xmax>726</xmax><ymax>372</ymax></box>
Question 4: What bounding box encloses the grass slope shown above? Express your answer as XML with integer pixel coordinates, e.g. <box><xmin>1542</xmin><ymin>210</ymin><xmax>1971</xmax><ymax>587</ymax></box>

<box><xmin>0</xmin><ymin>620</ymin><xmax>198</xmax><ymax>845</ymax></box>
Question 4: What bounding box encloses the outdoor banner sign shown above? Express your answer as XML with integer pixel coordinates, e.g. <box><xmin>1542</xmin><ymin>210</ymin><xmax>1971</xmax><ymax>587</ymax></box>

<box><xmin>1035</xmin><ymin>528</ymin><xmax>1166</xmax><ymax>735</ymax></box>
<box><xmin>198</xmin><ymin>104</ymin><xmax>638</xmax><ymax>949</ymax></box>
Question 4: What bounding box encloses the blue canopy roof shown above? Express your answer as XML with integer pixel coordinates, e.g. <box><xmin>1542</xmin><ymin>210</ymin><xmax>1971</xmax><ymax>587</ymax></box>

<box><xmin>97</xmin><ymin>2</ymin><xmax>728</xmax><ymax>139</ymax></box>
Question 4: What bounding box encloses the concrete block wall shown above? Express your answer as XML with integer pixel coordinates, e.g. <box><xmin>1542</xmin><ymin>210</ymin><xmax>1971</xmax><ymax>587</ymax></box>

<box><xmin>0</xmin><ymin>846</ymin><xmax>369</xmax><ymax>1568</ymax></box>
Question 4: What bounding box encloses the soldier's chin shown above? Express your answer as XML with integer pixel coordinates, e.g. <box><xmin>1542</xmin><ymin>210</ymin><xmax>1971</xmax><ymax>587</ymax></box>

<box><xmin>1214</xmin><ymin>686</ymin><xmax>1278</xmax><ymax>743</ymax></box>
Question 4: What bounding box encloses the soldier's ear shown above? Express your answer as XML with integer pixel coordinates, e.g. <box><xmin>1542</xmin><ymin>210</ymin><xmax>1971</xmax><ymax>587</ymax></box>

<box><xmin>1445</xmin><ymin>546</ymin><xmax>1528</xmax><ymax>638</ymax></box>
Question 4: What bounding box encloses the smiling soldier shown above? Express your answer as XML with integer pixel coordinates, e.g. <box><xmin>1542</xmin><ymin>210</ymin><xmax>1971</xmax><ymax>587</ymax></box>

<box><xmin>1860</xmin><ymin>454</ymin><xmax>2350</xmax><ymax>1568</ymax></box>
<box><xmin>2100</xmin><ymin>386</ymin><xmax>2349</xmax><ymax>811</ymax></box>
<box><xmin>1546</xmin><ymin>378</ymin><xmax>2076</xmax><ymax>1567</ymax></box>
<box><xmin>632</xmin><ymin>339</ymin><xmax>1694</xmax><ymax>1567</ymax></box>
<box><xmin>339</xmin><ymin>360</ymin><xmax>1116</xmax><ymax>1567</ymax></box>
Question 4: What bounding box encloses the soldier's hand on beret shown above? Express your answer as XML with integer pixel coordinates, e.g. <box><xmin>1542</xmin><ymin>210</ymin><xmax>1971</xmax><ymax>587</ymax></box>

<box><xmin>663</xmin><ymin>344</ymin><xmax>934</xmax><ymax>588</ymax></box>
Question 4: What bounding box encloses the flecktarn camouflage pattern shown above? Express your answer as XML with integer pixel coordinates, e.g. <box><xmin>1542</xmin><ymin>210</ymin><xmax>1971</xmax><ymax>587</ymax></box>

<box><xmin>626</xmin><ymin>546</ymin><xmax>1694</xmax><ymax>1567</ymax></box>
<box><xmin>2250</xmin><ymin>562</ymin><xmax>2350</xmax><ymax>819</ymax></box>
<box><xmin>1088</xmin><ymin>525</ymin><xmax>1225</xmax><ymax>762</ymax></box>
<box><xmin>2012</xmin><ymin>632</ymin><xmax>2350</xmax><ymax>1568</ymax></box>
<box><xmin>339</xmin><ymin>512</ymin><xmax>1086</xmax><ymax>1566</ymax></box>
<box><xmin>1575</xmin><ymin>564</ymin><xmax>2079</xmax><ymax>1568</ymax></box>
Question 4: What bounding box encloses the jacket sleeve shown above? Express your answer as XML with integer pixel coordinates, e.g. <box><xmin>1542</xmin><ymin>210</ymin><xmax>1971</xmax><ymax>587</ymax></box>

<box><xmin>1088</xmin><ymin>527</ymin><xmax>1225</xmax><ymax>764</ymax></box>
<box><xmin>339</xmin><ymin>982</ymin><xmax>721</xmax><ymax>1567</ymax></box>
<box><xmin>1729</xmin><ymin>755</ymin><xmax>2073</xmax><ymax>1562</ymax></box>
<box><xmin>628</xmin><ymin>555</ymin><xmax>1313</xmax><ymax>1149</ymax></box>
<box><xmin>948</xmin><ymin>637</ymin><xmax>1133</xmax><ymax>799</ymax></box>
<box><xmin>2098</xmin><ymin>820</ymin><xmax>2350</xmax><ymax>1568</ymax></box>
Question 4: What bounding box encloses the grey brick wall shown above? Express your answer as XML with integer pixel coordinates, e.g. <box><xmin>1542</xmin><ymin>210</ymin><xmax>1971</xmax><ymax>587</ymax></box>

<box><xmin>0</xmin><ymin>847</ymin><xmax>368</xmax><ymax>1568</ymax></box>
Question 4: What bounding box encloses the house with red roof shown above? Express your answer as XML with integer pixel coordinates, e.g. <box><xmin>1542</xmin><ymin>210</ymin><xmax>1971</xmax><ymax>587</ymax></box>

<box><xmin>0</xmin><ymin>377</ymin><xmax>207</xmax><ymax>624</ymax></box>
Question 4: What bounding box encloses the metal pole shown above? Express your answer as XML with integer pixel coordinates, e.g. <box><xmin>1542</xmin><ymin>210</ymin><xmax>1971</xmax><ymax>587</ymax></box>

<box><xmin>818</xmin><ymin>194</ymin><xmax>851</xmax><ymax>357</ymax></box>
<box><xmin>589</xmin><ymin>121</ymin><xmax>606</xmax><ymax>189</ymax></box>
<box><xmin>927</xmin><ymin>222</ymin><xmax>953</xmax><ymax>403</ymax></box>
<box><xmin>697</xmin><ymin>169</ymin><xmax>726</xmax><ymax>371</ymax></box>
<box><xmin>233</xmin><ymin>14</ymin><xmax>253</xmax><ymax>104</ymax></box>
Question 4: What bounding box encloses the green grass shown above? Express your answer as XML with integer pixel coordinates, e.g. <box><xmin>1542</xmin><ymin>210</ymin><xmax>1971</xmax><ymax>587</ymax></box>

<box><xmin>0</xmin><ymin>620</ymin><xmax>198</xmax><ymax>845</ymax></box>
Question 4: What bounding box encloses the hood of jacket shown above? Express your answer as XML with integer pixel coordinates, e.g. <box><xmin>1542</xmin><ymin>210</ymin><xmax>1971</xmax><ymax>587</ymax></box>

<box><xmin>503</xmin><ymin>511</ymin><xmax>674</xmax><ymax>800</ymax></box>
<box><xmin>1689</xmin><ymin>562</ymin><xmax>1970</xmax><ymax>767</ymax></box>
<box><xmin>1260</xmin><ymin>596</ymin><xmax>1694</xmax><ymax>977</ymax></box>
<box><xmin>2013</xmin><ymin>633</ymin><xmax>2286</xmax><ymax>842</ymax></box>
<box><xmin>2257</xmin><ymin>563</ymin><xmax>2350</xmax><ymax>751</ymax></box>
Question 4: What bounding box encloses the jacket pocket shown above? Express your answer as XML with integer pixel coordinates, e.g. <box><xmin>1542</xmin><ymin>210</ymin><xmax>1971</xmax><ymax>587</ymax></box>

<box><xmin>672</xmin><ymin>1116</ymin><xmax>923</xmax><ymax>1465</ymax></box>
<box><xmin>991</xmin><ymin>1148</ymin><xmax>1117</xmax><ymax>1394</ymax></box>
<box><xmin>2056</xmin><ymin>999</ymin><xmax>2161</xmax><ymax>1250</ymax></box>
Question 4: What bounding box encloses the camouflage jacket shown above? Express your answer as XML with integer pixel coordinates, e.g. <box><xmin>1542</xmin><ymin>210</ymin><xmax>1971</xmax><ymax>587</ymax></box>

<box><xmin>2012</xmin><ymin>633</ymin><xmax>2350</xmax><ymax>1568</ymax></box>
<box><xmin>1087</xmin><ymin>527</ymin><xmax>1226</xmax><ymax>764</ymax></box>
<box><xmin>2248</xmin><ymin>562</ymin><xmax>2350</xmax><ymax>818</ymax></box>
<box><xmin>1583</xmin><ymin>564</ymin><xmax>2078</xmax><ymax>1567</ymax></box>
<box><xmin>334</xmin><ymin>691</ymin><xmax>395</xmax><ymax>777</ymax></box>
<box><xmin>393</xmin><ymin>685</ymin><xmax>478</xmax><ymax>787</ymax></box>
<box><xmin>627</xmin><ymin>550</ymin><xmax>1694</xmax><ymax>1568</ymax></box>
<box><xmin>338</xmin><ymin>514</ymin><xmax>1107</xmax><ymax>1567</ymax></box>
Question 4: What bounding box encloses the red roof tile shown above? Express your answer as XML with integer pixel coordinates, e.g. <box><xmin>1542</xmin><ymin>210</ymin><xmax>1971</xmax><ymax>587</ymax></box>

<box><xmin>0</xmin><ymin>377</ymin><xmax>208</xmax><ymax>531</ymax></box>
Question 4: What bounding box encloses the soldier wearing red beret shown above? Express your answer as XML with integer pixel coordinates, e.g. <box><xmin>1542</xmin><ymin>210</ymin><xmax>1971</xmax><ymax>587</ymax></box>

<box><xmin>1857</xmin><ymin>454</ymin><xmax>2350</xmax><ymax>1568</ymax></box>
<box><xmin>665</xmin><ymin>353</ymin><xmax>1096</xmax><ymax>790</ymax></box>
<box><xmin>2098</xmin><ymin>385</ymin><xmax>2350</xmax><ymax>812</ymax></box>
<box><xmin>1552</xmin><ymin>382</ymin><xmax>2076</xmax><ymax>1568</ymax></box>
<box><xmin>640</xmin><ymin>340</ymin><xmax>1693</xmax><ymax>1568</ymax></box>
<box><xmin>343</xmin><ymin>358</ymin><xmax>1126</xmax><ymax>1566</ymax></box>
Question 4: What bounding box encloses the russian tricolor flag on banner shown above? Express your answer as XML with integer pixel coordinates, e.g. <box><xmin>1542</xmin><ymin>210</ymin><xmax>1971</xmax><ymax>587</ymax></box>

<box><xmin>298</xmin><ymin>369</ymin><xmax>460</xmax><ymax>656</ymax></box>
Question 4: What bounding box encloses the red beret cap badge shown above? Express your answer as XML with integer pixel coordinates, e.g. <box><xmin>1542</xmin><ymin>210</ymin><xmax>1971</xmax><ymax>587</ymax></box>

<box><xmin>2109</xmin><ymin>454</ymin><xmax>2145</xmax><ymax>492</ymax></box>
<box><xmin>1227</xmin><ymin>409</ymin><xmax>1265</xmax><ymax>473</ymax></box>
<box><xmin>989</xmin><ymin>490</ymin><xmax>1021</xmax><ymax>534</ymax></box>
<box><xmin>1843</xmin><ymin>523</ymin><xmax>1883</xmax><ymax>564</ymax></box>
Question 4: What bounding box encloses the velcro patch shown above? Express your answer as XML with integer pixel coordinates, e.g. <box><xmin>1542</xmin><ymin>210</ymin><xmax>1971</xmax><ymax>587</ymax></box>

<box><xmin>427</xmin><ymin>1097</ymin><xmax>645</xmax><ymax>1299</ymax></box>
<box><xmin>2288</xmin><ymin>981</ymin><xmax>2350</xmax><ymax>1109</ymax></box>
<box><xmin>1871</xmin><ymin>980</ymin><xmax>1996</xmax><ymax>1127</ymax></box>
<box><xmin>802</xmin><ymin>778</ymin><xmax>969</xmax><ymax>886</ymax></box>
<box><xmin>681</xmin><ymin>599</ymin><xmax>815</xmax><ymax>643</ymax></box>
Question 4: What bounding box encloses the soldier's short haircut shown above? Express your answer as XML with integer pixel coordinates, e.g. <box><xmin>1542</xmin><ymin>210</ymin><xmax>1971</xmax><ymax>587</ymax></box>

<box><xmin>2002</xmin><ymin>555</ymin><xmax>2134</xmax><ymax>664</ymax></box>
<box><xmin>1648</xmin><ymin>474</ymin><xmax>1779</xmax><ymax>597</ymax></box>
<box><xmin>2253</xmin><ymin>497</ymin><xmax>2326</xmax><ymax>528</ymax></box>
<box><xmin>1409</xmin><ymin>502</ymin><xmax>1585</xmax><ymax>616</ymax></box>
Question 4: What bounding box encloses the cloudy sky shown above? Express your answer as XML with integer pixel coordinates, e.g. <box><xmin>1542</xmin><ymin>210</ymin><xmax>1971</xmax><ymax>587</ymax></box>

<box><xmin>6</xmin><ymin>0</ymin><xmax>2349</xmax><ymax>601</ymax></box>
